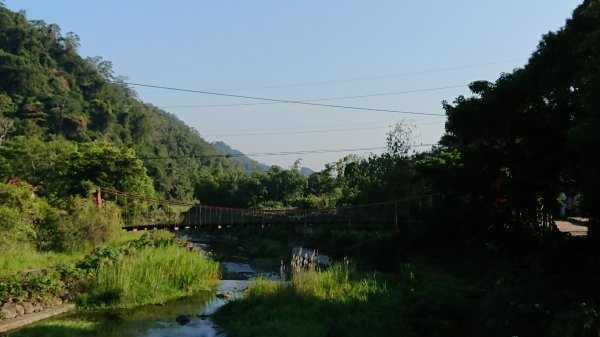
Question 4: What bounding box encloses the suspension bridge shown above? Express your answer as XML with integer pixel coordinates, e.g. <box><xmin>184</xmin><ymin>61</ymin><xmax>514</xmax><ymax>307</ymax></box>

<box><xmin>97</xmin><ymin>188</ymin><xmax>434</xmax><ymax>232</ymax></box>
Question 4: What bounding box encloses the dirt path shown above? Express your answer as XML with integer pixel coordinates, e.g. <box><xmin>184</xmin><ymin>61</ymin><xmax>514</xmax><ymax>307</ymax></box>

<box><xmin>555</xmin><ymin>217</ymin><xmax>588</xmax><ymax>236</ymax></box>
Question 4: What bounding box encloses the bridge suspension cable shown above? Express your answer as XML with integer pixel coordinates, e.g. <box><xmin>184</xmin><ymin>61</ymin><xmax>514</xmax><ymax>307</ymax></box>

<box><xmin>96</xmin><ymin>187</ymin><xmax>434</xmax><ymax>232</ymax></box>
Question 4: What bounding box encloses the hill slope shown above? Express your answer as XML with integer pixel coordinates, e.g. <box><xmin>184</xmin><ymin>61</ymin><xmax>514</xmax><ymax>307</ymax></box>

<box><xmin>0</xmin><ymin>5</ymin><xmax>234</xmax><ymax>201</ymax></box>
<box><xmin>211</xmin><ymin>141</ymin><xmax>270</xmax><ymax>174</ymax></box>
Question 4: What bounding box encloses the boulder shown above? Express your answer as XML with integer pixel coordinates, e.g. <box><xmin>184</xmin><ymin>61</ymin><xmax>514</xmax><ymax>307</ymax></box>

<box><xmin>1</xmin><ymin>304</ymin><xmax>17</xmax><ymax>319</ymax></box>
<box><xmin>215</xmin><ymin>292</ymin><xmax>232</xmax><ymax>299</ymax></box>
<box><xmin>175</xmin><ymin>315</ymin><xmax>191</xmax><ymax>325</ymax></box>
<box><xmin>22</xmin><ymin>302</ymin><xmax>35</xmax><ymax>314</ymax></box>
<box><xmin>15</xmin><ymin>304</ymin><xmax>24</xmax><ymax>316</ymax></box>
<box><xmin>34</xmin><ymin>303</ymin><xmax>44</xmax><ymax>313</ymax></box>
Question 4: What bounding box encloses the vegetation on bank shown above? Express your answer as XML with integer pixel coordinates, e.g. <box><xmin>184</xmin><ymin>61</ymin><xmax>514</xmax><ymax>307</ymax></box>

<box><xmin>78</xmin><ymin>233</ymin><xmax>219</xmax><ymax>309</ymax></box>
<box><xmin>1</xmin><ymin>230</ymin><xmax>219</xmax><ymax>318</ymax></box>
<box><xmin>214</xmin><ymin>230</ymin><xmax>600</xmax><ymax>337</ymax></box>
<box><xmin>214</xmin><ymin>260</ymin><xmax>465</xmax><ymax>337</ymax></box>
<box><xmin>1</xmin><ymin>1</ymin><xmax>600</xmax><ymax>336</ymax></box>
<box><xmin>8</xmin><ymin>319</ymin><xmax>97</xmax><ymax>337</ymax></box>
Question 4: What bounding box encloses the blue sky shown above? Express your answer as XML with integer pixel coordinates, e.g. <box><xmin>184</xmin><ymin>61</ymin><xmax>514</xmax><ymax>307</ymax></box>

<box><xmin>5</xmin><ymin>0</ymin><xmax>582</xmax><ymax>170</ymax></box>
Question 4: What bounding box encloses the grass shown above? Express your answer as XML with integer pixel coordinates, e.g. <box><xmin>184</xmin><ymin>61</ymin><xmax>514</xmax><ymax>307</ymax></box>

<box><xmin>0</xmin><ymin>248</ymin><xmax>86</xmax><ymax>274</ymax></box>
<box><xmin>1</xmin><ymin>230</ymin><xmax>220</xmax><ymax>313</ymax></box>
<box><xmin>7</xmin><ymin>319</ymin><xmax>97</xmax><ymax>337</ymax></box>
<box><xmin>106</xmin><ymin>231</ymin><xmax>145</xmax><ymax>247</ymax></box>
<box><xmin>77</xmin><ymin>243</ymin><xmax>220</xmax><ymax>309</ymax></box>
<box><xmin>0</xmin><ymin>232</ymin><xmax>144</xmax><ymax>275</ymax></box>
<box><xmin>213</xmin><ymin>261</ymin><xmax>466</xmax><ymax>337</ymax></box>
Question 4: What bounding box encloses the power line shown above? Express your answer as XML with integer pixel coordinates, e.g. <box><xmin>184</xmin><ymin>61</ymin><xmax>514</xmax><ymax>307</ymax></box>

<box><xmin>202</xmin><ymin>116</ymin><xmax>443</xmax><ymax>134</ymax></box>
<box><xmin>208</xmin><ymin>58</ymin><xmax>524</xmax><ymax>91</ymax></box>
<box><xmin>159</xmin><ymin>84</ymin><xmax>467</xmax><ymax>109</ymax></box>
<box><xmin>124</xmin><ymin>82</ymin><xmax>445</xmax><ymax>116</ymax></box>
<box><xmin>204</xmin><ymin>119</ymin><xmax>444</xmax><ymax>137</ymax></box>
<box><xmin>207</xmin><ymin>120</ymin><xmax>394</xmax><ymax>133</ymax></box>
<box><xmin>205</xmin><ymin>125</ymin><xmax>392</xmax><ymax>137</ymax></box>
<box><xmin>136</xmin><ymin>144</ymin><xmax>435</xmax><ymax>160</ymax></box>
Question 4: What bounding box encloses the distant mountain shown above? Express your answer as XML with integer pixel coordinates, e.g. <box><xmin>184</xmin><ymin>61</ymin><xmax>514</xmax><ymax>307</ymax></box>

<box><xmin>211</xmin><ymin>141</ymin><xmax>314</xmax><ymax>176</ymax></box>
<box><xmin>299</xmin><ymin>166</ymin><xmax>314</xmax><ymax>177</ymax></box>
<box><xmin>211</xmin><ymin>141</ymin><xmax>270</xmax><ymax>174</ymax></box>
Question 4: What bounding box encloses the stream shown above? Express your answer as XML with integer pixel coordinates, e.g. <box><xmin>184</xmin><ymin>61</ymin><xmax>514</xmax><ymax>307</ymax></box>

<box><xmin>12</xmin><ymin>231</ymin><xmax>284</xmax><ymax>337</ymax></box>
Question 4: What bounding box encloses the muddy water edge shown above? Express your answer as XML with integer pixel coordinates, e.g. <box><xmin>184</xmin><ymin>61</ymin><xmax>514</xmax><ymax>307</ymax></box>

<box><xmin>8</xmin><ymin>230</ymin><xmax>283</xmax><ymax>337</ymax></box>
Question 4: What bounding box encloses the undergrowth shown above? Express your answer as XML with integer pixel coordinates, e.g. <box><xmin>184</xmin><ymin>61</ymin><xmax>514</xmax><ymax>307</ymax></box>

<box><xmin>76</xmin><ymin>232</ymin><xmax>220</xmax><ymax>309</ymax></box>
<box><xmin>213</xmin><ymin>261</ymin><xmax>466</xmax><ymax>337</ymax></box>
<box><xmin>1</xmin><ymin>230</ymin><xmax>219</xmax><ymax>311</ymax></box>
<box><xmin>0</xmin><ymin>232</ymin><xmax>144</xmax><ymax>274</ymax></box>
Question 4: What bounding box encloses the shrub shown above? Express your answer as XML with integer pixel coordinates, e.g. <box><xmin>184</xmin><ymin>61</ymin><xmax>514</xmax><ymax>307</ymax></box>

<box><xmin>34</xmin><ymin>203</ymin><xmax>74</xmax><ymax>252</ymax></box>
<box><xmin>0</xmin><ymin>205</ymin><xmax>33</xmax><ymax>251</ymax></box>
<box><xmin>0</xmin><ymin>182</ymin><xmax>67</xmax><ymax>252</ymax></box>
<box><xmin>68</xmin><ymin>197</ymin><xmax>122</xmax><ymax>248</ymax></box>
<box><xmin>0</xmin><ymin>270</ymin><xmax>63</xmax><ymax>303</ymax></box>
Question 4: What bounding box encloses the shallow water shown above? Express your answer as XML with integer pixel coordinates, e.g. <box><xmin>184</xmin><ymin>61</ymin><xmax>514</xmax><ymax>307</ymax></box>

<box><xmin>13</xmin><ymin>232</ymin><xmax>270</xmax><ymax>337</ymax></box>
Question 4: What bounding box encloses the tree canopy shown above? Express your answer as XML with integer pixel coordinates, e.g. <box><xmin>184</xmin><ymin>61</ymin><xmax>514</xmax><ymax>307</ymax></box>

<box><xmin>438</xmin><ymin>0</ymin><xmax>600</xmax><ymax>235</ymax></box>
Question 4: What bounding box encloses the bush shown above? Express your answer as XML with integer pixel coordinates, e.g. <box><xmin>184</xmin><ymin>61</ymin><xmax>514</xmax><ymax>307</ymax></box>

<box><xmin>0</xmin><ymin>182</ymin><xmax>70</xmax><ymax>252</ymax></box>
<box><xmin>0</xmin><ymin>205</ymin><xmax>32</xmax><ymax>251</ymax></box>
<box><xmin>0</xmin><ymin>270</ymin><xmax>63</xmax><ymax>303</ymax></box>
<box><xmin>35</xmin><ymin>203</ymin><xmax>74</xmax><ymax>252</ymax></box>
<box><xmin>68</xmin><ymin>197</ymin><xmax>122</xmax><ymax>248</ymax></box>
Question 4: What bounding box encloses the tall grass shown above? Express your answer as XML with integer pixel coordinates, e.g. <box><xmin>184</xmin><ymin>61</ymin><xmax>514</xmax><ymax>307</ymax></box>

<box><xmin>78</xmin><ymin>244</ymin><xmax>219</xmax><ymax>308</ymax></box>
<box><xmin>215</xmin><ymin>261</ymin><xmax>465</xmax><ymax>337</ymax></box>
<box><xmin>0</xmin><ymin>232</ymin><xmax>145</xmax><ymax>274</ymax></box>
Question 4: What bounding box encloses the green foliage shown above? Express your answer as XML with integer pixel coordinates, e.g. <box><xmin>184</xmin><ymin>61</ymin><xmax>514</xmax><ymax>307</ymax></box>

<box><xmin>0</xmin><ymin>136</ymin><xmax>154</xmax><ymax>200</ymax></box>
<box><xmin>440</xmin><ymin>0</ymin><xmax>600</xmax><ymax>234</ymax></box>
<box><xmin>67</xmin><ymin>197</ymin><xmax>122</xmax><ymax>249</ymax></box>
<box><xmin>8</xmin><ymin>319</ymin><xmax>97</xmax><ymax>337</ymax></box>
<box><xmin>261</xmin><ymin>165</ymin><xmax>308</xmax><ymax>205</ymax></box>
<box><xmin>0</xmin><ymin>181</ymin><xmax>73</xmax><ymax>252</ymax></box>
<box><xmin>214</xmin><ymin>261</ymin><xmax>466</xmax><ymax>337</ymax></box>
<box><xmin>0</xmin><ymin>248</ymin><xmax>85</xmax><ymax>274</ymax></box>
<box><xmin>78</xmin><ymin>243</ymin><xmax>219</xmax><ymax>308</ymax></box>
<box><xmin>0</xmin><ymin>5</ymin><xmax>235</xmax><ymax>204</ymax></box>
<box><xmin>212</xmin><ymin>140</ymin><xmax>270</xmax><ymax>174</ymax></box>
<box><xmin>193</xmin><ymin>122</ymin><xmax>419</xmax><ymax>210</ymax></box>
<box><xmin>194</xmin><ymin>163</ymin><xmax>309</xmax><ymax>209</ymax></box>
<box><xmin>76</xmin><ymin>246</ymin><xmax>120</xmax><ymax>271</ymax></box>
<box><xmin>0</xmin><ymin>269</ymin><xmax>63</xmax><ymax>303</ymax></box>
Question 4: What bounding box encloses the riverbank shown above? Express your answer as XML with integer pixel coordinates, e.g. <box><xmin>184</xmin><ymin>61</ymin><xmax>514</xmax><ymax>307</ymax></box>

<box><xmin>212</xmin><ymin>228</ymin><xmax>600</xmax><ymax>337</ymax></box>
<box><xmin>0</xmin><ymin>230</ymin><xmax>220</xmax><ymax>333</ymax></box>
<box><xmin>5</xmin><ymin>233</ymin><xmax>270</xmax><ymax>337</ymax></box>
<box><xmin>213</xmin><ymin>259</ymin><xmax>465</xmax><ymax>337</ymax></box>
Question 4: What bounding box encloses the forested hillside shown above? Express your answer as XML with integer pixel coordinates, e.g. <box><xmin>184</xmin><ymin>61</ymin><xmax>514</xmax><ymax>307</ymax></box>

<box><xmin>0</xmin><ymin>5</ymin><xmax>233</xmax><ymax>202</ymax></box>
<box><xmin>211</xmin><ymin>141</ymin><xmax>270</xmax><ymax>174</ymax></box>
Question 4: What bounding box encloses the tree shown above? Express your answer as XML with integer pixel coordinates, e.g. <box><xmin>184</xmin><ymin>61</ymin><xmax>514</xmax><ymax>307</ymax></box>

<box><xmin>440</xmin><ymin>0</ymin><xmax>600</xmax><ymax>236</ymax></box>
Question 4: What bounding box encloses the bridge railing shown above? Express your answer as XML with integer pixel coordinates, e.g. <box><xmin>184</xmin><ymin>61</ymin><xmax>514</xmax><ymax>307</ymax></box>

<box><xmin>96</xmin><ymin>187</ymin><xmax>434</xmax><ymax>230</ymax></box>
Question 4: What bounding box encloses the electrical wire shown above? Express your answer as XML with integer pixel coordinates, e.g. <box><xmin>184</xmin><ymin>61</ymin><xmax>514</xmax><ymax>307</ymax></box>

<box><xmin>205</xmin><ymin>125</ymin><xmax>392</xmax><ymax>137</ymax></box>
<box><xmin>123</xmin><ymin>82</ymin><xmax>445</xmax><ymax>116</ymax></box>
<box><xmin>159</xmin><ymin>84</ymin><xmax>467</xmax><ymax>109</ymax></box>
<box><xmin>136</xmin><ymin>144</ymin><xmax>436</xmax><ymax>160</ymax></box>
<box><xmin>208</xmin><ymin>58</ymin><xmax>524</xmax><ymax>91</ymax></box>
